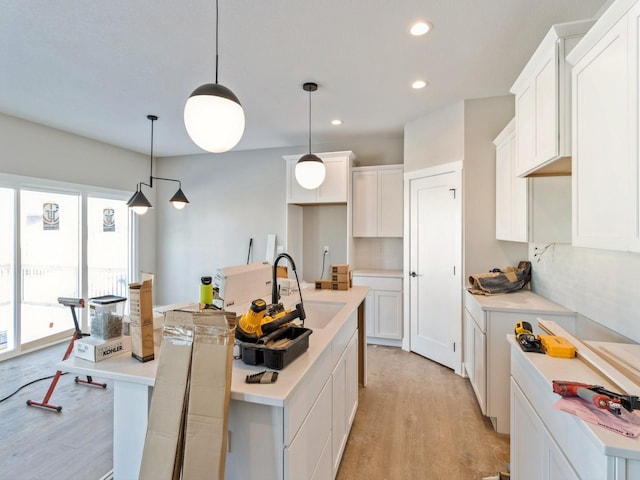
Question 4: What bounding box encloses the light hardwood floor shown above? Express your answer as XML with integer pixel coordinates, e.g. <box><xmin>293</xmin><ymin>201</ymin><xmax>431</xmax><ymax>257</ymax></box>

<box><xmin>0</xmin><ymin>343</ymin><xmax>509</xmax><ymax>479</ymax></box>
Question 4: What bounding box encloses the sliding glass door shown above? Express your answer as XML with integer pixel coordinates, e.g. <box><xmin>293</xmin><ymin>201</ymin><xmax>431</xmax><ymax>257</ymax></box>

<box><xmin>20</xmin><ymin>189</ymin><xmax>80</xmax><ymax>346</ymax></box>
<box><xmin>0</xmin><ymin>188</ymin><xmax>14</xmax><ymax>353</ymax></box>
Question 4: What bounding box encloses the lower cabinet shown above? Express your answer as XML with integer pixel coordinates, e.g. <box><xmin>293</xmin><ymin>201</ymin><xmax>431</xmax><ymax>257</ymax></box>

<box><xmin>463</xmin><ymin>290</ymin><xmax>575</xmax><ymax>434</ymax></box>
<box><xmin>226</xmin><ymin>312</ymin><xmax>359</xmax><ymax>480</ymax></box>
<box><xmin>352</xmin><ymin>273</ymin><xmax>402</xmax><ymax>346</ymax></box>
<box><xmin>511</xmin><ymin>379</ymin><xmax>579</xmax><ymax>480</ymax></box>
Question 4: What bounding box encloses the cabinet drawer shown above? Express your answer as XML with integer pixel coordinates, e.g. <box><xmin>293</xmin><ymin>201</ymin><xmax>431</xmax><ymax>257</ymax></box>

<box><xmin>352</xmin><ymin>275</ymin><xmax>402</xmax><ymax>292</ymax></box>
<box><xmin>464</xmin><ymin>291</ymin><xmax>485</xmax><ymax>333</ymax></box>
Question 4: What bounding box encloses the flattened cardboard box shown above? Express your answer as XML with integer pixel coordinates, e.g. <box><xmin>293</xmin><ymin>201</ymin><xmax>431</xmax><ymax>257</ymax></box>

<box><xmin>182</xmin><ymin>310</ymin><xmax>235</xmax><ymax>480</ymax></box>
<box><xmin>129</xmin><ymin>279</ymin><xmax>154</xmax><ymax>362</ymax></box>
<box><xmin>139</xmin><ymin>309</ymin><xmax>193</xmax><ymax>480</ymax></box>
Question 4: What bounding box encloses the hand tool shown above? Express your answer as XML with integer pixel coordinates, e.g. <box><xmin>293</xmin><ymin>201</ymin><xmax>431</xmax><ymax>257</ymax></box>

<box><xmin>514</xmin><ymin>321</ymin><xmax>544</xmax><ymax>353</ymax></box>
<box><xmin>552</xmin><ymin>380</ymin><xmax>640</xmax><ymax>415</ymax></box>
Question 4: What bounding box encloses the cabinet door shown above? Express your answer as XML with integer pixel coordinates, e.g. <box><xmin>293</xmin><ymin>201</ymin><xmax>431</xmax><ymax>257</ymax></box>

<box><xmin>544</xmin><ymin>430</ymin><xmax>580</xmax><ymax>480</ymax></box>
<box><xmin>535</xmin><ymin>50</ymin><xmax>559</xmax><ymax>164</ymax></box>
<box><xmin>378</xmin><ymin>168</ymin><xmax>403</xmax><ymax>237</ymax></box>
<box><xmin>319</xmin><ymin>157</ymin><xmax>348</xmax><ymax>203</ymax></box>
<box><xmin>472</xmin><ymin>321</ymin><xmax>486</xmax><ymax>414</ymax></box>
<box><xmin>345</xmin><ymin>333</ymin><xmax>358</xmax><ymax>428</ymax></box>
<box><xmin>463</xmin><ymin>308</ymin><xmax>475</xmax><ymax>382</ymax></box>
<box><xmin>511</xmin><ymin>379</ymin><xmax>544</xmax><ymax>480</ymax></box>
<box><xmin>572</xmin><ymin>15</ymin><xmax>629</xmax><ymax>251</ymax></box>
<box><xmin>332</xmin><ymin>350</ymin><xmax>347</xmax><ymax>475</ymax></box>
<box><xmin>363</xmin><ymin>291</ymin><xmax>375</xmax><ymax>337</ymax></box>
<box><xmin>374</xmin><ymin>290</ymin><xmax>402</xmax><ymax>339</ymax></box>
<box><xmin>495</xmin><ymin>134</ymin><xmax>512</xmax><ymax>240</ymax></box>
<box><xmin>515</xmin><ymin>84</ymin><xmax>536</xmax><ymax>176</ymax></box>
<box><xmin>352</xmin><ymin>170</ymin><xmax>378</xmax><ymax>236</ymax></box>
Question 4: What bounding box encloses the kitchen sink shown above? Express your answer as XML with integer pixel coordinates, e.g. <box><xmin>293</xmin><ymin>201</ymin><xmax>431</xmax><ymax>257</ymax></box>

<box><xmin>300</xmin><ymin>300</ymin><xmax>346</xmax><ymax>329</ymax></box>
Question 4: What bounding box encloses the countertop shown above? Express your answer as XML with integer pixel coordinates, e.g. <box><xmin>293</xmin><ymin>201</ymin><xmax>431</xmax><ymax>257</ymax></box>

<box><xmin>464</xmin><ymin>288</ymin><xmax>573</xmax><ymax>314</ymax></box>
<box><xmin>59</xmin><ymin>286</ymin><xmax>368</xmax><ymax>408</ymax></box>
<box><xmin>509</xmin><ymin>334</ymin><xmax>640</xmax><ymax>461</ymax></box>
<box><xmin>352</xmin><ymin>269</ymin><xmax>403</xmax><ymax>278</ymax></box>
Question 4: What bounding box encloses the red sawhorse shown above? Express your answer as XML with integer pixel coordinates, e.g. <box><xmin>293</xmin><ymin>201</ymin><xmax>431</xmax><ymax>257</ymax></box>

<box><xmin>26</xmin><ymin>297</ymin><xmax>107</xmax><ymax>412</ymax></box>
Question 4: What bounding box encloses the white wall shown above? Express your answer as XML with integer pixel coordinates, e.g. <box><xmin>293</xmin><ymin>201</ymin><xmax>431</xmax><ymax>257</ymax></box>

<box><xmin>0</xmin><ymin>112</ymin><xmax>157</xmax><ymax>280</ymax></box>
<box><xmin>462</xmin><ymin>96</ymin><xmax>527</xmax><ymax>280</ymax></box>
<box><xmin>403</xmin><ymin>96</ymin><xmax>527</xmax><ymax>282</ymax></box>
<box><xmin>530</xmin><ymin>243</ymin><xmax>640</xmax><ymax>343</ymax></box>
<box><xmin>154</xmin><ymin>134</ymin><xmax>403</xmax><ymax>304</ymax></box>
<box><xmin>403</xmin><ymin>102</ymin><xmax>465</xmax><ymax>173</ymax></box>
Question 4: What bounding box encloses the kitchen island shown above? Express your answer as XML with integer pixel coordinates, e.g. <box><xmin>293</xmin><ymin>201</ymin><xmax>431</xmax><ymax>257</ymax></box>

<box><xmin>59</xmin><ymin>286</ymin><xmax>367</xmax><ymax>480</ymax></box>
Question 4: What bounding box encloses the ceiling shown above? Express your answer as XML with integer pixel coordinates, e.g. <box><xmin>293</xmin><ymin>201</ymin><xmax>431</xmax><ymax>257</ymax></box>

<box><xmin>0</xmin><ymin>0</ymin><xmax>608</xmax><ymax>158</ymax></box>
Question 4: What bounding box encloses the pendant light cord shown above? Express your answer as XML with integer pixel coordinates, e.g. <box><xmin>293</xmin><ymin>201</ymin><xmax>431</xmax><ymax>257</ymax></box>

<box><xmin>215</xmin><ymin>0</ymin><xmax>219</xmax><ymax>84</ymax></box>
<box><xmin>149</xmin><ymin>115</ymin><xmax>155</xmax><ymax>187</ymax></box>
<box><xmin>308</xmin><ymin>88</ymin><xmax>312</xmax><ymax>154</ymax></box>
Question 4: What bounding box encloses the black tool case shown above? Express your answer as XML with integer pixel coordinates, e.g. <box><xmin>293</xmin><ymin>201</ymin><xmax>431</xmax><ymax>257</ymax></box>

<box><xmin>238</xmin><ymin>326</ymin><xmax>312</xmax><ymax>370</ymax></box>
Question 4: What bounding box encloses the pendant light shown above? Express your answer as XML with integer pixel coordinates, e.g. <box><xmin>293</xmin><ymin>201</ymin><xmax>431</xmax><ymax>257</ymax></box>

<box><xmin>127</xmin><ymin>115</ymin><xmax>190</xmax><ymax>215</ymax></box>
<box><xmin>295</xmin><ymin>82</ymin><xmax>326</xmax><ymax>190</ymax></box>
<box><xmin>184</xmin><ymin>0</ymin><xmax>244</xmax><ymax>153</ymax></box>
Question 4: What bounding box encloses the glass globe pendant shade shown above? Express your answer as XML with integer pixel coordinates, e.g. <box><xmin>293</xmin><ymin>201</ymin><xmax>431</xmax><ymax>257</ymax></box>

<box><xmin>295</xmin><ymin>153</ymin><xmax>326</xmax><ymax>190</ymax></box>
<box><xmin>184</xmin><ymin>83</ymin><xmax>245</xmax><ymax>153</ymax></box>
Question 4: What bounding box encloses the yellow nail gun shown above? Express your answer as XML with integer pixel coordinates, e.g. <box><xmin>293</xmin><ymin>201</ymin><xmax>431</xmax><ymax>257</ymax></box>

<box><xmin>236</xmin><ymin>298</ymin><xmax>306</xmax><ymax>343</ymax></box>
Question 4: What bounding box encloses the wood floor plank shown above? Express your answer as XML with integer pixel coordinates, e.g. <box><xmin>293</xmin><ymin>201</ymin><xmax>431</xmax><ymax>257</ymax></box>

<box><xmin>1</xmin><ymin>342</ymin><xmax>510</xmax><ymax>479</ymax></box>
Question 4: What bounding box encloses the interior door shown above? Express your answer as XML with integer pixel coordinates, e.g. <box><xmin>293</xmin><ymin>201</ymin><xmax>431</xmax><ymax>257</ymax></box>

<box><xmin>409</xmin><ymin>168</ymin><xmax>461</xmax><ymax>370</ymax></box>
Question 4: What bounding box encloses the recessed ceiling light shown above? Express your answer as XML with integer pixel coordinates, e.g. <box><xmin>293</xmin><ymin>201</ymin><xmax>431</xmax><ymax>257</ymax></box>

<box><xmin>410</xmin><ymin>21</ymin><xmax>432</xmax><ymax>36</ymax></box>
<box><xmin>412</xmin><ymin>80</ymin><xmax>427</xmax><ymax>89</ymax></box>
<box><xmin>331</xmin><ymin>119</ymin><xmax>343</xmax><ymax>126</ymax></box>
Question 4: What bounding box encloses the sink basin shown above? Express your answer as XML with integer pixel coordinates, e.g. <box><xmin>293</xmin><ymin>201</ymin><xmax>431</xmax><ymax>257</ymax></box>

<box><xmin>300</xmin><ymin>300</ymin><xmax>346</xmax><ymax>329</ymax></box>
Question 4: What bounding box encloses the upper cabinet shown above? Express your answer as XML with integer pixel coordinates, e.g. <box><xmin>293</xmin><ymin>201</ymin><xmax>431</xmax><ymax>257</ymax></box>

<box><xmin>285</xmin><ymin>151</ymin><xmax>356</xmax><ymax>205</ymax></box>
<box><xmin>510</xmin><ymin>20</ymin><xmax>594</xmax><ymax>177</ymax></box>
<box><xmin>352</xmin><ymin>165</ymin><xmax>403</xmax><ymax>237</ymax></box>
<box><xmin>494</xmin><ymin>119</ymin><xmax>528</xmax><ymax>242</ymax></box>
<box><xmin>567</xmin><ymin>0</ymin><xmax>640</xmax><ymax>252</ymax></box>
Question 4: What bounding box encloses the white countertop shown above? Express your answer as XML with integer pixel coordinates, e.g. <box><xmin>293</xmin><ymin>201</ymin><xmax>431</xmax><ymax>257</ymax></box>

<box><xmin>59</xmin><ymin>286</ymin><xmax>368</xmax><ymax>408</ymax></box>
<box><xmin>465</xmin><ymin>288</ymin><xmax>573</xmax><ymax>314</ymax></box>
<box><xmin>509</xmin><ymin>334</ymin><xmax>640</xmax><ymax>461</ymax></box>
<box><xmin>352</xmin><ymin>269</ymin><xmax>403</xmax><ymax>278</ymax></box>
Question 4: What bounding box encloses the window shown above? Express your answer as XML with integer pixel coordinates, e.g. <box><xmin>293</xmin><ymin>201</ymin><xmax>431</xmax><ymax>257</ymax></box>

<box><xmin>0</xmin><ymin>175</ymin><xmax>133</xmax><ymax>358</ymax></box>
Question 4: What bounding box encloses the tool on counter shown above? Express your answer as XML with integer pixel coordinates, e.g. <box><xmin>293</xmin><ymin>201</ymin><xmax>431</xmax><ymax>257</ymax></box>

<box><xmin>236</xmin><ymin>253</ymin><xmax>307</xmax><ymax>344</ymax></box>
<box><xmin>552</xmin><ymin>380</ymin><xmax>640</xmax><ymax>415</ymax></box>
<box><xmin>245</xmin><ymin>370</ymin><xmax>279</xmax><ymax>384</ymax></box>
<box><xmin>514</xmin><ymin>320</ymin><xmax>544</xmax><ymax>354</ymax></box>
<box><xmin>26</xmin><ymin>297</ymin><xmax>107</xmax><ymax>412</ymax></box>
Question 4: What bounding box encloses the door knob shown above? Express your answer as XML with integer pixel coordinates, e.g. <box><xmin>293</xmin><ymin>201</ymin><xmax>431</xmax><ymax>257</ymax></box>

<box><xmin>410</xmin><ymin>271</ymin><xmax>422</xmax><ymax>277</ymax></box>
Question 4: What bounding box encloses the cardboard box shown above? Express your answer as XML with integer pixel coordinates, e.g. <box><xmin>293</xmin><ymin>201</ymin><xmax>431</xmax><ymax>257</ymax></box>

<box><xmin>330</xmin><ymin>272</ymin><xmax>350</xmax><ymax>283</ymax></box>
<box><xmin>331</xmin><ymin>281</ymin><xmax>349</xmax><ymax>291</ymax></box>
<box><xmin>315</xmin><ymin>279</ymin><xmax>332</xmax><ymax>289</ymax></box>
<box><xmin>139</xmin><ymin>310</ymin><xmax>194</xmax><ymax>479</ymax></box>
<box><xmin>212</xmin><ymin>262</ymin><xmax>272</xmax><ymax>309</ymax></box>
<box><xmin>74</xmin><ymin>335</ymin><xmax>131</xmax><ymax>362</ymax></box>
<box><xmin>331</xmin><ymin>264</ymin><xmax>349</xmax><ymax>274</ymax></box>
<box><xmin>182</xmin><ymin>310</ymin><xmax>235</xmax><ymax>479</ymax></box>
<box><xmin>129</xmin><ymin>279</ymin><xmax>155</xmax><ymax>362</ymax></box>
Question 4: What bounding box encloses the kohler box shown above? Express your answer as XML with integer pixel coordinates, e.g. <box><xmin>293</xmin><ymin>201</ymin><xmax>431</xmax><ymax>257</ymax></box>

<box><xmin>213</xmin><ymin>262</ymin><xmax>272</xmax><ymax>309</ymax></box>
<box><xmin>74</xmin><ymin>335</ymin><xmax>131</xmax><ymax>362</ymax></box>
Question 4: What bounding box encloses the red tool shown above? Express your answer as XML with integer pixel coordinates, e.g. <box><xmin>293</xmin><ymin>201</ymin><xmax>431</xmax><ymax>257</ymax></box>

<box><xmin>26</xmin><ymin>297</ymin><xmax>107</xmax><ymax>412</ymax></box>
<box><xmin>552</xmin><ymin>380</ymin><xmax>640</xmax><ymax>416</ymax></box>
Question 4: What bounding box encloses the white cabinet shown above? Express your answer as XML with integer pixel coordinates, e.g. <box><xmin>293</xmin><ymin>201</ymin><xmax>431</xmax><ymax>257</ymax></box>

<box><xmin>463</xmin><ymin>290</ymin><xmax>575</xmax><ymax>434</ymax></box>
<box><xmin>510</xmin><ymin>20</ymin><xmax>594</xmax><ymax>177</ymax></box>
<box><xmin>352</xmin><ymin>273</ymin><xmax>402</xmax><ymax>346</ymax></box>
<box><xmin>510</xmin><ymin>379</ymin><xmax>579</xmax><ymax>480</ymax></box>
<box><xmin>285</xmin><ymin>151</ymin><xmax>355</xmax><ymax>204</ymax></box>
<box><xmin>494</xmin><ymin>118</ymin><xmax>528</xmax><ymax>242</ymax></box>
<box><xmin>567</xmin><ymin>0</ymin><xmax>640</xmax><ymax>252</ymax></box>
<box><xmin>331</xmin><ymin>331</ymin><xmax>358</xmax><ymax>478</ymax></box>
<box><xmin>509</xmin><ymin>330</ymin><xmax>640</xmax><ymax>479</ymax></box>
<box><xmin>352</xmin><ymin>165</ymin><xmax>403</xmax><ymax>237</ymax></box>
